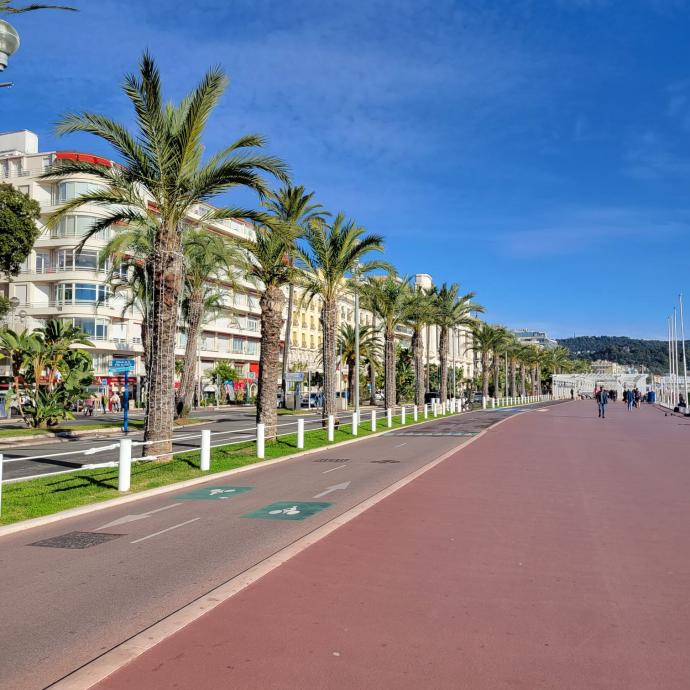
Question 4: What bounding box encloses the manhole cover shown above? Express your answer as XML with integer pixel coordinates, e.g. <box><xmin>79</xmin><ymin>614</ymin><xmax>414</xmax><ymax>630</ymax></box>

<box><xmin>313</xmin><ymin>458</ymin><xmax>350</xmax><ymax>463</ymax></box>
<box><xmin>30</xmin><ymin>531</ymin><xmax>123</xmax><ymax>549</ymax></box>
<box><xmin>371</xmin><ymin>459</ymin><xmax>400</xmax><ymax>464</ymax></box>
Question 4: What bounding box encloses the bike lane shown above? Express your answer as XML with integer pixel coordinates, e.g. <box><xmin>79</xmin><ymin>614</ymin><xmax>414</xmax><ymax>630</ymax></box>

<box><xmin>93</xmin><ymin>400</ymin><xmax>690</xmax><ymax>690</ymax></box>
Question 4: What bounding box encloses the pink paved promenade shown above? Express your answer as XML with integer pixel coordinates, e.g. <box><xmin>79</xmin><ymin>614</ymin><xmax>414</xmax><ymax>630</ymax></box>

<box><xmin>95</xmin><ymin>401</ymin><xmax>690</xmax><ymax>690</ymax></box>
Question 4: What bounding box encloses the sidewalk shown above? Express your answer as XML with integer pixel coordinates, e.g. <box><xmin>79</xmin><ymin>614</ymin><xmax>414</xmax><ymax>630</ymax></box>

<box><xmin>94</xmin><ymin>400</ymin><xmax>690</xmax><ymax>690</ymax></box>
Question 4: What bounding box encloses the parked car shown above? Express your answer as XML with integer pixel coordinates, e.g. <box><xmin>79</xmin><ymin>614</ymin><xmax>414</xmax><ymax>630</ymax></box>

<box><xmin>301</xmin><ymin>392</ymin><xmax>321</xmax><ymax>408</ymax></box>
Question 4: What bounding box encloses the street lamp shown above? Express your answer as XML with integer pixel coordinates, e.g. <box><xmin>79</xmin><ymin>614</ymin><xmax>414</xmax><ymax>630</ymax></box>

<box><xmin>353</xmin><ymin>260</ymin><xmax>361</xmax><ymax>416</ymax></box>
<box><xmin>8</xmin><ymin>296</ymin><xmax>20</xmax><ymax>330</ymax></box>
<box><xmin>0</xmin><ymin>20</ymin><xmax>19</xmax><ymax>72</ymax></box>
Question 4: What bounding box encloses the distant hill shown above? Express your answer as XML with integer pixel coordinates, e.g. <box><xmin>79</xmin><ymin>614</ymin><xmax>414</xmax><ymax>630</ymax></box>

<box><xmin>557</xmin><ymin>336</ymin><xmax>669</xmax><ymax>374</ymax></box>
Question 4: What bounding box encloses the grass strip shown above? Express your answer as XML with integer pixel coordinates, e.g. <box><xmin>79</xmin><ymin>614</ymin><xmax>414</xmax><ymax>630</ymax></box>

<box><xmin>0</xmin><ymin>412</ymin><xmax>451</xmax><ymax>525</ymax></box>
<box><xmin>0</xmin><ymin>418</ymin><xmax>203</xmax><ymax>439</ymax></box>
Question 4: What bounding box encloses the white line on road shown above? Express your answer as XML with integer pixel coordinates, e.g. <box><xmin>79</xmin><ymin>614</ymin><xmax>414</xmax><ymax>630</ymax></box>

<box><xmin>95</xmin><ymin>503</ymin><xmax>182</xmax><ymax>531</ymax></box>
<box><xmin>394</xmin><ymin>442</ymin><xmax>407</xmax><ymax>448</ymax></box>
<box><xmin>322</xmin><ymin>464</ymin><xmax>348</xmax><ymax>474</ymax></box>
<box><xmin>130</xmin><ymin>517</ymin><xmax>200</xmax><ymax>544</ymax></box>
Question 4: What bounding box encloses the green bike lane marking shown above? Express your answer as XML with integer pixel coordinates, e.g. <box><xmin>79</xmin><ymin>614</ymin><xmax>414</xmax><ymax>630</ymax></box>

<box><xmin>242</xmin><ymin>501</ymin><xmax>333</xmax><ymax>521</ymax></box>
<box><xmin>178</xmin><ymin>486</ymin><xmax>253</xmax><ymax>500</ymax></box>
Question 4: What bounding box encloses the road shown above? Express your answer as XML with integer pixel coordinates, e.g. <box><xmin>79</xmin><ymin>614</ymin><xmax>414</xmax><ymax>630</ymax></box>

<box><xmin>0</xmin><ymin>405</ymin><xmax>533</xmax><ymax>689</ymax></box>
<box><xmin>87</xmin><ymin>399</ymin><xmax>690</xmax><ymax>690</ymax></box>
<box><xmin>1</xmin><ymin>408</ymin><xmax>332</xmax><ymax>481</ymax></box>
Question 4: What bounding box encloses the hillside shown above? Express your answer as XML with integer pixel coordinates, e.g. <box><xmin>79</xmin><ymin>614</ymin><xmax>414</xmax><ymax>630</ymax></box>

<box><xmin>557</xmin><ymin>336</ymin><xmax>669</xmax><ymax>374</ymax></box>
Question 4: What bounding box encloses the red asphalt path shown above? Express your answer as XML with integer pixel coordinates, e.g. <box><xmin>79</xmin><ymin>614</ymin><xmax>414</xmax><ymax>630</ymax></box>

<box><xmin>94</xmin><ymin>401</ymin><xmax>690</xmax><ymax>690</ymax></box>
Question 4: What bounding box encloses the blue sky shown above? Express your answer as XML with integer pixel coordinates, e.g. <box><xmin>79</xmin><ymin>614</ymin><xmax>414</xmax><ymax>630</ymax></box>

<box><xmin>3</xmin><ymin>0</ymin><xmax>689</xmax><ymax>339</ymax></box>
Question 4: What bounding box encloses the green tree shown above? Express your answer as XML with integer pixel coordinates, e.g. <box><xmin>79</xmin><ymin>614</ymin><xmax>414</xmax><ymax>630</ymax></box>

<box><xmin>297</xmin><ymin>214</ymin><xmax>384</xmax><ymax>425</ymax></box>
<box><xmin>237</xmin><ymin>222</ymin><xmax>301</xmax><ymax>440</ymax></box>
<box><xmin>431</xmin><ymin>283</ymin><xmax>483</xmax><ymax>402</ymax></box>
<box><xmin>404</xmin><ymin>285</ymin><xmax>434</xmax><ymax>407</ymax></box>
<box><xmin>0</xmin><ymin>182</ymin><xmax>40</xmax><ymax>279</ymax></box>
<box><xmin>395</xmin><ymin>346</ymin><xmax>415</xmax><ymax>403</ymax></box>
<box><xmin>337</xmin><ymin>322</ymin><xmax>380</xmax><ymax>406</ymax></box>
<box><xmin>469</xmin><ymin>323</ymin><xmax>504</xmax><ymax>399</ymax></box>
<box><xmin>361</xmin><ymin>273</ymin><xmax>410</xmax><ymax>411</ymax></box>
<box><xmin>38</xmin><ymin>319</ymin><xmax>93</xmax><ymax>391</ymax></box>
<box><xmin>43</xmin><ymin>53</ymin><xmax>287</xmax><ymax>456</ymax></box>
<box><xmin>0</xmin><ymin>327</ymin><xmax>39</xmax><ymax>415</ymax></box>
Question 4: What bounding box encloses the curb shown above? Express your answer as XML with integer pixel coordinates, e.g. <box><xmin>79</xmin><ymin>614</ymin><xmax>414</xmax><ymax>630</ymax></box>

<box><xmin>47</xmin><ymin>409</ymin><xmax>523</xmax><ymax>690</ymax></box>
<box><xmin>0</xmin><ymin>409</ymin><xmax>467</xmax><ymax>538</ymax></box>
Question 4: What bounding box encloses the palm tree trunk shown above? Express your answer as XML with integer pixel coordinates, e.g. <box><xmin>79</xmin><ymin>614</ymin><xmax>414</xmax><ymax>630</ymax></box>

<box><xmin>482</xmin><ymin>352</ymin><xmax>490</xmax><ymax>398</ymax></box>
<box><xmin>425</xmin><ymin>324</ymin><xmax>431</xmax><ymax>392</ymax></box>
<box><xmin>369</xmin><ymin>314</ymin><xmax>377</xmax><ymax>405</ymax></box>
<box><xmin>536</xmin><ymin>364</ymin><xmax>542</xmax><ymax>394</ymax></box>
<box><xmin>510</xmin><ymin>359</ymin><xmax>517</xmax><ymax>397</ymax></box>
<box><xmin>175</xmin><ymin>289</ymin><xmax>204</xmax><ymax>418</ymax></box>
<box><xmin>439</xmin><ymin>326</ymin><xmax>449</xmax><ymax>402</ymax></box>
<box><xmin>412</xmin><ymin>327</ymin><xmax>425</xmax><ymax>406</ymax></box>
<box><xmin>384</xmin><ymin>328</ymin><xmax>396</xmax><ymax>411</ymax></box>
<box><xmin>256</xmin><ymin>285</ymin><xmax>286</xmax><ymax>441</ymax></box>
<box><xmin>493</xmin><ymin>351</ymin><xmax>500</xmax><ymax>398</ymax></box>
<box><xmin>347</xmin><ymin>356</ymin><xmax>355</xmax><ymax>406</ymax></box>
<box><xmin>280</xmin><ymin>283</ymin><xmax>294</xmax><ymax>405</ymax></box>
<box><xmin>144</xmin><ymin>232</ymin><xmax>185</xmax><ymax>458</ymax></box>
<box><xmin>322</xmin><ymin>299</ymin><xmax>338</xmax><ymax>424</ymax></box>
<box><xmin>520</xmin><ymin>364</ymin><xmax>526</xmax><ymax>396</ymax></box>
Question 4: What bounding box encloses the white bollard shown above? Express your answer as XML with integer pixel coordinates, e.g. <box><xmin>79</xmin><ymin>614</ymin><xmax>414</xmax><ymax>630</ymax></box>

<box><xmin>413</xmin><ymin>404</ymin><xmax>418</xmax><ymax>422</ymax></box>
<box><xmin>401</xmin><ymin>406</ymin><xmax>406</xmax><ymax>424</ymax></box>
<box><xmin>387</xmin><ymin>408</ymin><xmax>393</xmax><ymax>427</ymax></box>
<box><xmin>327</xmin><ymin>415</ymin><xmax>335</xmax><ymax>442</ymax></box>
<box><xmin>371</xmin><ymin>409</ymin><xmax>377</xmax><ymax>431</ymax></box>
<box><xmin>433</xmin><ymin>403</ymin><xmax>438</xmax><ymax>417</ymax></box>
<box><xmin>200</xmin><ymin>429</ymin><xmax>211</xmax><ymax>471</ymax></box>
<box><xmin>297</xmin><ymin>417</ymin><xmax>304</xmax><ymax>449</ymax></box>
<box><xmin>491</xmin><ymin>398</ymin><xmax>496</xmax><ymax>409</ymax></box>
<box><xmin>118</xmin><ymin>438</ymin><xmax>132</xmax><ymax>492</ymax></box>
<box><xmin>482</xmin><ymin>396</ymin><xmax>487</xmax><ymax>410</ymax></box>
<box><xmin>352</xmin><ymin>411</ymin><xmax>358</xmax><ymax>436</ymax></box>
<box><xmin>256</xmin><ymin>423</ymin><xmax>265</xmax><ymax>458</ymax></box>
<box><xmin>424</xmin><ymin>403</ymin><xmax>428</xmax><ymax>419</ymax></box>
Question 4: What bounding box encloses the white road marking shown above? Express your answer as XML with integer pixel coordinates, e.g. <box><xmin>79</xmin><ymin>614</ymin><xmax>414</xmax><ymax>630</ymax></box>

<box><xmin>394</xmin><ymin>442</ymin><xmax>407</xmax><ymax>448</ymax></box>
<box><xmin>313</xmin><ymin>481</ymin><xmax>351</xmax><ymax>499</ymax></box>
<box><xmin>96</xmin><ymin>503</ymin><xmax>182</xmax><ymax>530</ymax></box>
<box><xmin>130</xmin><ymin>517</ymin><xmax>200</xmax><ymax>544</ymax></box>
<box><xmin>322</xmin><ymin>464</ymin><xmax>348</xmax><ymax>474</ymax></box>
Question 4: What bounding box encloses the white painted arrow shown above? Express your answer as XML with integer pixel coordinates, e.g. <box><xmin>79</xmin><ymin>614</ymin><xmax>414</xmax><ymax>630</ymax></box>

<box><xmin>313</xmin><ymin>481</ymin><xmax>351</xmax><ymax>499</ymax></box>
<box><xmin>95</xmin><ymin>503</ymin><xmax>182</xmax><ymax>530</ymax></box>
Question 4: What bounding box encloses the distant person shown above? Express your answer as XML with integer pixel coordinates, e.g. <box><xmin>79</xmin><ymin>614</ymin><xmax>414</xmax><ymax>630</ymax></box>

<box><xmin>633</xmin><ymin>388</ymin><xmax>641</xmax><ymax>408</ymax></box>
<box><xmin>623</xmin><ymin>388</ymin><xmax>633</xmax><ymax>411</ymax></box>
<box><xmin>596</xmin><ymin>387</ymin><xmax>609</xmax><ymax>419</ymax></box>
<box><xmin>570</xmin><ymin>388</ymin><xmax>574</xmax><ymax>400</ymax></box>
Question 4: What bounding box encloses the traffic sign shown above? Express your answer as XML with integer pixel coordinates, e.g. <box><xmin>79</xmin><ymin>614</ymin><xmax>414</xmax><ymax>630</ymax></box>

<box><xmin>242</xmin><ymin>501</ymin><xmax>332</xmax><ymax>521</ymax></box>
<box><xmin>178</xmin><ymin>486</ymin><xmax>252</xmax><ymax>500</ymax></box>
<box><xmin>285</xmin><ymin>372</ymin><xmax>304</xmax><ymax>382</ymax></box>
<box><xmin>109</xmin><ymin>359</ymin><xmax>136</xmax><ymax>370</ymax></box>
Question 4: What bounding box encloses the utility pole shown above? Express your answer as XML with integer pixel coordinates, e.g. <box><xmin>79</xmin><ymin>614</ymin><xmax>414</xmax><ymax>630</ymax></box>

<box><xmin>680</xmin><ymin>294</ymin><xmax>689</xmax><ymax>412</ymax></box>
<box><xmin>353</xmin><ymin>261</ymin><xmax>360</xmax><ymax>416</ymax></box>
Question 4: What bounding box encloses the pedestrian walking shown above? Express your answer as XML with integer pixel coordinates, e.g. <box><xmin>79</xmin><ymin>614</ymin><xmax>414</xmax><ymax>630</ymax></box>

<box><xmin>596</xmin><ymin>387</ymin><xmax>609</xmax><ymax>419</ymax></box>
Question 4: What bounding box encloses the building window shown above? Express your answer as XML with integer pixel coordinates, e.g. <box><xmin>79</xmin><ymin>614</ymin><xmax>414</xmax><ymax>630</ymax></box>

<box><xmin>57</xmin><ymin>181</ymin><xmax>105</xmax><ymax>202</ymax></box>
<box><xmin>310</xmin><ymin>335</ymin><xmax>315</xmax><ymax>348</ymax></box>
<box><xmin>56</xmin><ymin>282</ymin><xmax>109</xmax><ymax>304</ymax></box>
<box><xmin>232</xmin><ymin>337</ymin><xmax>243</xmax><ymax>353</ymax></box>
<box><xmin>246</xmin><ymin>340</ymin><xmax>258</xmax><ymax>355</ymax></box>
<box><xmin>72</xmin><ymin>317</ymin><xmax>109</xmax><ymax>340</ymax></box>
<box><xmin>301</xmin><ymin>335</ymin><xmax>307</xmax><ymax>347</ymax></box>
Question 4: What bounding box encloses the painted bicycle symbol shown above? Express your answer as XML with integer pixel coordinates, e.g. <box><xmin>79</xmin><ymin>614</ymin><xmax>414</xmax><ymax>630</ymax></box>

<box><xmin>209</xmin><ymin>489</ymin><xmax>236</xmax><ymax>498</ymax></box>
<box><xmin>268</xmin><ymin>505</ymin><xmax>301</xmax><ymax>516</ymax></box>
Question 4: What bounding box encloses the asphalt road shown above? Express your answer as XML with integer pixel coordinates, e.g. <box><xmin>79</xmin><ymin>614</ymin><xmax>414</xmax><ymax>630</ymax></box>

<box><xmin>92</xmin><ymin>400</ymin><xmax>690</xmax><ymax>690</ymax></box>
<box><xmin>1</xmin><ymin>408</ymin><xmax>332</xmax><ymax>481</ymax></box>
<box><xmin>0</xmin><ymin>406</ymin><xmax>536</xmax><ymax>690</ymax></box>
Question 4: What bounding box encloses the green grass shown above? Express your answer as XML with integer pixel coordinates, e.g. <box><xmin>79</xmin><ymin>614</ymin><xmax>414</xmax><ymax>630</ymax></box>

<box><xmin>0</xmin><ymin>417</ymin><xmax>203</xmax><ymax>439</ymax></box>
<box><xmin>0</xmin><ymin>411</ymin><xmax>453</xmax><ymax>525</ymax></box>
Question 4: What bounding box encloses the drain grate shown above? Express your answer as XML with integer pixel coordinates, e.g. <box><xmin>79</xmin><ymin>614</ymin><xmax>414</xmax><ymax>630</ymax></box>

<box><xmin>30</xmin><ymin>531</ymin><xmax>123</xmax><ymax>549</ymax></box>
<box><xmin>371</xmin><ymin>459</ymin><xmax>400</xmax><ymax>464</ymax></box>
<box><xmin>313</xmin><ymin>458</ymin><xmax>350</xmax><ymax>463</ymax></box>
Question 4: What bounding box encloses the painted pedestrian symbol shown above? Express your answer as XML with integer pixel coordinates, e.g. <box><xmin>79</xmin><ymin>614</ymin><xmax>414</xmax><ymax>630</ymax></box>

<box><xmin>242</xmin><ymin>501</ymin><xmax>332</xmax><ymax>521</ymax></box>
<box><xmin>178</xmin><ymin>486</ymin><xmax>252</xmax><ymax>500</ymax></box>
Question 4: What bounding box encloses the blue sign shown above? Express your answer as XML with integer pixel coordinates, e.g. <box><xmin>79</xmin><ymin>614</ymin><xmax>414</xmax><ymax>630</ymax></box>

<box><xmin>109</xmin><ymin>359</ymin><xmax>135</xmax><ymax>370</ymax></box>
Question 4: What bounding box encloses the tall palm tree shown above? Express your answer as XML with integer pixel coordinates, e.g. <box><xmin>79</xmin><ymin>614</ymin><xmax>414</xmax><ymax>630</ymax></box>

<box><xmin>469</xmin><ymin>323</ymin><xmax>502</xmax><ymax>400</ymax></box>
<box><xmin>43</xmin><ymin>53</ymin><xmax>287</xmax><ymax>455</ymax></box>
<box><xmin>361</xmin><ymin>273</ymin><xmax>410</xmax><ymax>411</ymax></box>
<box><xmin>489</xmin><ymin>326</ymin><xmax>511</xmax><ymax>399</ymax></box>
<box><xmin>237</xmin><ymin>222</ymin><xmax>301</xmax><ymax>441</ymax></box>
<box><xmin>545</xmin><ymin>345</ymin><xmax>571</xmax><ymax>375</ymax></box>
<box><xmin>297</xmin><ymin>214</ymin><xmax>384</xmax><ymax>425</ymax></box>
<box><xmin>404</xmin><ymin>285</ymin><xmax>434</xmax><ymax>407</ymax></box>
<box><xmin>432</xmin><ymin>283</ymin><xmax>483</xmax><ymax>403</ymax></box>
<box><xmin>505</xmin><ymin>336</ymin><xmax>521</xmax><ymax>397</ymax></box>
<box><xmin>337</xmin><ymin>323</ymin><xmax>380</xmax><ymax>405</ymax></box>
<box><xmin>262</xmin><ymin>185</ymin><xmax>327</xmax><ymax>404</ymax></box>
<box><xmin>175</xmin><ymin>229</ymin><xmax>243</xmax><ymax>417</ymax></box>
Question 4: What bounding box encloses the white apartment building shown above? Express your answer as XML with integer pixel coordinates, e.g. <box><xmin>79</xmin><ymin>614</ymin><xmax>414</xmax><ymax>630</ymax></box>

<box><xmin>0</xmin><ymin>130</ymin><xmax>264</xmax><ymax>400</ymax></box>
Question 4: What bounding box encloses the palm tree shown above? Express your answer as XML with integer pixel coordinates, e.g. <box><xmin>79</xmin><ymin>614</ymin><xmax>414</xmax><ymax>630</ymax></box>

<box><xmin>404</xmin><ymin>285</ymin><xmax>434</xmax><ymax>407</ymax></box>
<box><xmin>237</xmin><ymin>222</ymin><xmax>301</xmax><ymax>440</ymax></box>
<box><xmin>39</xmin><ymin>319</ymin><xmax>94</xmax><ymax>390</ymax></box>
<box><xmin>297</xmin><ymin>214</ymin><xmax>384</xmax><ymax>425</ymax></box>
<box><xmin>469</xmin><ymin>323</ymin><xmax>503</xmax><ymax>400</ymax></box>
<box><xmin>361</xmin><ymin>274</ymin><xmax>410</xmax><ymax>411</ymax></box>
<box><xmin>545</xmin><ymin>346</ymin><xmax>571</xmax><ymax>375</ymax></box>
<box><xmin>432</xmin><ymin>283</ymin><xmax>483</xmax><ymax>403</ymax></box>
<box><xmin>337</xmin><ymin>323</ymin><xmax>380</xmax><ymax>405</ymax></box>
<box><xmin>175</xmin><ymin>229</ymin><xmax>243</xmax><ymax>417</ymax></box>
<box><xmin>0</xmin><ymin>327</ymin><xmax>39</xmax><ymax>415</ymax></box>
<box><xmin>43</xmin><ymin>53</ymin><xmax>287</xmax><ymax>455</ymax></box>
<box><xmin>489</xmin><ymin>326</ymin><xmax>511</xmax><ymax>399</ymax></box>
<box><xmin>0</xmin><ymin>2</ymin><xmax>76</xmax><ymax>14</ymax></box>
<box><xmin>262</xmin><ymin>185</ymin><xmax>327</xmax><ymax>404</ymax></box>
<box><xmin>505</xmin><ymin>336</ymin><xmax>521</xmax><ymax>397</ymax></box>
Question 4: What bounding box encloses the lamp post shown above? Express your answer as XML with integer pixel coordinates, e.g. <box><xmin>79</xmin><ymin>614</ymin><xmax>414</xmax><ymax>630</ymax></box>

<box><xmin>0</xmin><ymin>20</ymin><xmax>19</xmax><ymax>73</ymax></box>
<box><xmin>353</xmin><ymin>260</ymin><xmax>360</xmax><ymax>416</ymax></box>
<box><xmin>8</xmin><ymin>296</ymin><xmax>20</xmax><ymax>330</ymax></box>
